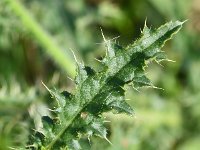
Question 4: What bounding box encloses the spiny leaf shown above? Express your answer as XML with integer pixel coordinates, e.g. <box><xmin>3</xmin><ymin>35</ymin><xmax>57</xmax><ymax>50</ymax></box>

<box><xmin>30</xmin><ymin>21</ymin><xmax>184</xmax><ymax>149</ymax></box>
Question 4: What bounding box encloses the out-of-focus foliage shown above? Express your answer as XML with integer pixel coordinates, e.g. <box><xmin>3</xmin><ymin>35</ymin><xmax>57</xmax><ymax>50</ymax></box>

<box><xmin>0</xmin><ymin>0</ymin><xmax>200</xmax><ymax>149</ymax></box>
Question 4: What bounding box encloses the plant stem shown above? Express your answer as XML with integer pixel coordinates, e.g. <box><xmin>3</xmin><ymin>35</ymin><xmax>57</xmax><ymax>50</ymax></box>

<box><xmin>5</xmin><ymin>0</ymin><xmax>76</xmax><ymax>77</ymax></box>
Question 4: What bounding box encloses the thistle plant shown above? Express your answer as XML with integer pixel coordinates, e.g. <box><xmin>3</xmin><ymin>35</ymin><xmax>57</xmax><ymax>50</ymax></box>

<box><xmin>29</xmin><ymin>21</ymin><xmax>184</xmax><ymax>150</ymax></box>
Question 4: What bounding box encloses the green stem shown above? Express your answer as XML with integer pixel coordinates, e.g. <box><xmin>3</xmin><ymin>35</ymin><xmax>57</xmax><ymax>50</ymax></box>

<box><xmin>5</xmin><ymin>0</ymin><xmax>76</xmax><ymax>77</ymax></box>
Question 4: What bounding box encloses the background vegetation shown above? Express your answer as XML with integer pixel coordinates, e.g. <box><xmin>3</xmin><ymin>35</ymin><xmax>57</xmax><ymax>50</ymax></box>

<box><xmin>0</xmin><ymin>0</ymin><xmax>200</xmax><ymax>149</ymax></box>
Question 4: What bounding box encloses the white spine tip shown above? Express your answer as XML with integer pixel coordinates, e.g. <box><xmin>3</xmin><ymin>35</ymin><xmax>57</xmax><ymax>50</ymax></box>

<box><xmin>100</xmin><ymin>27</ymin><xmax>107</xmax><ymax>42</ymax></box>
<box><xmin>41</xmin><ymin>81</ymin><xmax>51</xmax><ymax>93</ymax></box>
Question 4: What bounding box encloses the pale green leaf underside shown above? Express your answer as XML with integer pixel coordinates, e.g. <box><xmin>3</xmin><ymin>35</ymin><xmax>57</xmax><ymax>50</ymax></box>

<box><xmin>29</xmin><ymin>21</ymin><xmax>184</xmax><ymax>150</ymax></box>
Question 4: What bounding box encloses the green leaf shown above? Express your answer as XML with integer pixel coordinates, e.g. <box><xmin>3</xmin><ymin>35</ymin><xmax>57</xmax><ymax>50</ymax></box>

<box><xmin>30</xmin><ymin>20</ymin><xmax>184</xmax><ymax>149</ymax></box>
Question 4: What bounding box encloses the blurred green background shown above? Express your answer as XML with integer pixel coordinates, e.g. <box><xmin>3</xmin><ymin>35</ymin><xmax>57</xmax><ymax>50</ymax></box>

<box><xmin>0</xmin><ymin>0</ymin><xmax>200</xmax><ymax>149</ymax></box>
